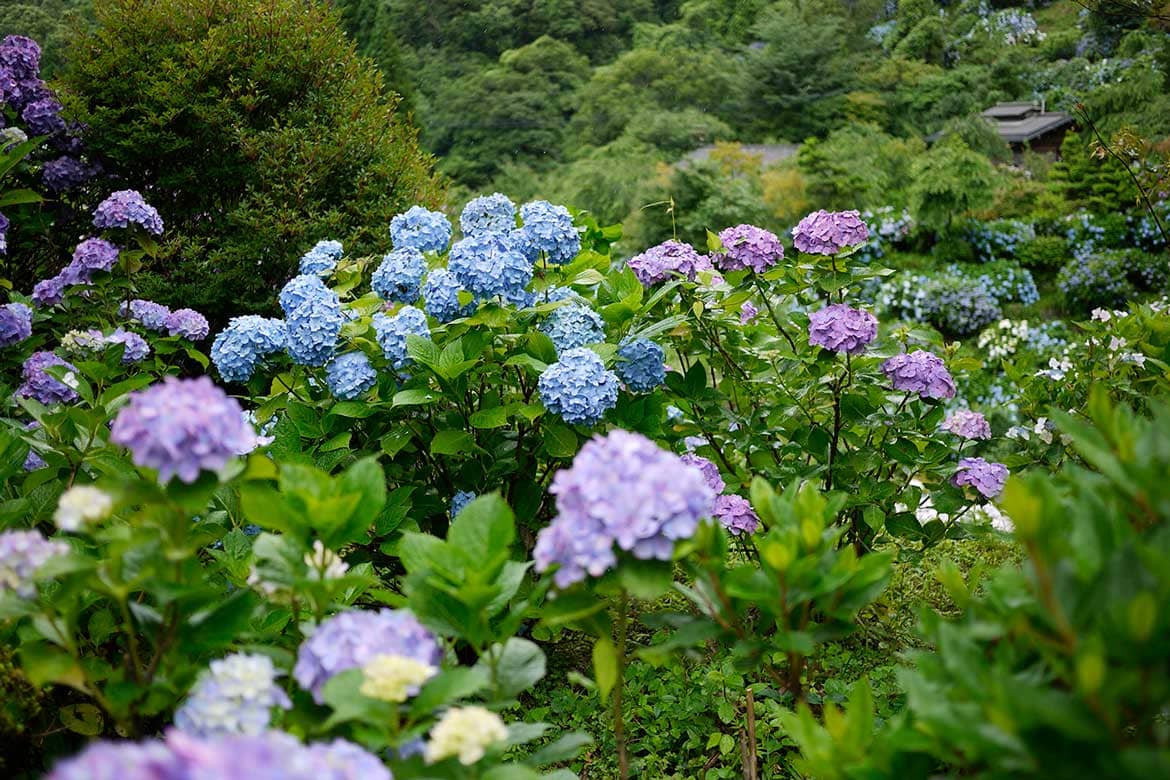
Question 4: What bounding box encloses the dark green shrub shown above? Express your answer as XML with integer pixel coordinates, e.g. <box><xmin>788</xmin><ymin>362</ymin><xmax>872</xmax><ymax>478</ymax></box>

<box><xmin>1056</xmin><ymin>250</ymin><xmax>1137</xmax><ymax>313</ymax></box>
<box><xmin>59</xmin><ymin>0</ymin><xmax>443</xmax><ymax>320</ymax></box>
<box><xmin>1016</xmin><ymin>235</ymin><xmax>1069</xmax><ymax>269</ymax></box>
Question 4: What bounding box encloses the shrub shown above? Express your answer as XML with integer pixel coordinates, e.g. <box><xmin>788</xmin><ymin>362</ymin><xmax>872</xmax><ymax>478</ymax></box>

<box><xmin>927</xmin><ymin>274</ymin><xmax>1002</xmax><ymax>338</ymax></box>
<box><xmin>1016</xmin><ymin>234</ymin><xmax>1068</xmax><ymax>269</ymax></box>
<box><xmin>1056</xmin><ymin>250</ymin><xmax>1140</xmax><ymax>313</ymax></box>
<box><xmin>58</xmin><ymin>0</ymin><xmax>443</xmax><ymax>321</ymax></box>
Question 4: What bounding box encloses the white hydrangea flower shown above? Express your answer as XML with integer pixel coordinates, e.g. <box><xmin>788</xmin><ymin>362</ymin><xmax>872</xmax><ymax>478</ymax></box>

<box><xmin>304</xmin><ymin>540</ymin><xmax>349</xmax><ymax>581</ymax></box>
<box><xmin>360</xmin><ymin>653</ymin><xmax>437</xmax><ymax>702</ymax></box>
<box><xmin>54</xmin><ymin>485</ymin><xmax>114</xmax><ymax>532</ymax></box>
<box><xmin>424</xmin><ymin>706</ymin><xmax>508</xmax><ymax>765</ymax></box>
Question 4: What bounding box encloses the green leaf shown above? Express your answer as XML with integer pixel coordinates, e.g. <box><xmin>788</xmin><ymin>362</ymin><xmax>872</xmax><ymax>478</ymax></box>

<box><xmin>431</xmin><ymin>430</ymin><xmax>476</xmax><ymax>456</ymax></box>
<box><xmin>409</xmin><ymin>666</ymin><xmax>490</xmax><ymax>718</ymax></box>
<box><xmin>542</xmin><ymin>420</ymin><xmax>578</xmax><ymax>458</ymax></box>
<box><xmin>592</xmin><ymin>638</ymin><xmax>619</xmax><ymax>703</ymax></box>
<box><xmin>618</xmin><ymin>558</ymin><xmax>674</xmax><ymax>600</ymax></box>
<box><xmin>524</xmin><ymin>731</ymin><xmax>593</xmax><ymax>766</ymax></box>
<box><xmin>478</xmin><ymin>638</ymin><xmax>546</xmax><ymax>701</ymax></box>
<box><xmin>60</xmin><ymin>703</ymin><xmax>104</xmax><ymax>736</ymax></box>
<box><xmin>392</xmin><ymin>388</ymin><xmax>439</xmax><ymax>407</ymax></box>
<box><xmin>470</xmin><ymin>405</ymin><xmax>510</xmax><ymax>429</ymax></box>
<box><xmin>328</xmin><ymin>401</ymin><xmax>380</xmax><ymax>418</ymax></box>
<box><xmin>406</xmin><ymin>334</ymin><xmax>440</xmax><ymax>368</ymax></box>
<box><xmin>329</xmin><ymin>456</ymin><xmax>387</xmax><ymax>546</ymax></box>
<box><xmin>448</xmin><ymin>494</ymin><xmax>515</xmax><ymax>573</ymax></box>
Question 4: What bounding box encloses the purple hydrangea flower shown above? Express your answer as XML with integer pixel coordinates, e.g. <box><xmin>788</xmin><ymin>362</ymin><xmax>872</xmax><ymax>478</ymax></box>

<box><xmin>23</xmin><ymin>420</ymin><xmax>46</xmax><ymax>471</ymax></box>
<box><xmin>110</xmin><ymin>377</ymin><xmax>265</xmax><ymax>483</ymax></box>
<box><xmin>31</xmin><ymin>275</ymin><xmax>67</xmax><ymax>307</ymax></box>
<box><xmin>123</xmin><ymin>299</ymin><xmax>171</xmax><ymax>332</ymax></box>
<box><xmin>716</xmin><ymin>224</ymin><xmax>784</xmax><ymax>273</ymax></box>
<box><xmin>21</xmin><ymin>97</ymin><xmax>65</xmax><ymax>136</ymax></box>
<box><xmin>881</xmin><ymin>350</ymin><xmax>956</xmax><ymax>400</ymax></box>
<box><xmin>941</xmin><ymin>409</ymin><xmax>992</xmax><ymax>440</ymax></box>
<box><xmin>105</xmin><ymin>328</ymin><xmax>151</xmax><ymax>364</ymax></box>
<box><xmin>17</xmin><ymin>351</ymin><xmax>79</xmax><ymax>404</ymax></box>
<box><xmin>534</xmin><ymin>431</ymin><xmax>716</xmax><ymax>586</ymax></box>
<box><xmin>0</xmin><ymin>529</ymin><xmax>68</xmax><ymax>598</ymax></box>
<box><xmin>740</xmin><ymin>301</ymin><xmax>759</xmax><ymax>324</ymax></box>
<box><xmin>626</xmin><ymin>240</ymin><xmax>714</xmax><ymax>286</ymax></box>
<box><xmin>43</xmin><ymin>737</ymin><xmax>177</xmax><ymax>780</ymax></box>
<box><xmin>952</xmin><ymin>457</ymin><xmax>1009</xmax><ymax>499</ymax></box>
<box><xmin>0</xmin><ymin>302</ymin><xmax>32</xmax><ymax>347</ymax></box>
<box><xmin>0</xmin><ymin>36</ymin><xmax>41</xmax><ymax>80</ymax></box>
<box><xmin>537</xmin><ymin>347</ymin><xmax>619</xmax><ymax>426</ymax></box>
<box><xmin>0</xmin><ymin>211</ymin><xmax>8</xmax><ymax>254</ymax></box>
<box><xmin>71</xmin><ymin>238</ymin><xmax>119</xmax><ymax>276</ymax></box>
<box><xmin>808</xmin><ymin>304</ymin><xmax>878</xmax><ymax>355</ymax></box>
<box><xmin>294</xmin><ymin>608</ymin><xmax>441</xmax><ymax>704</ymax></box>
<box><xmin>713</xmin><ymin>494</ymin><xmax>760</xmax><ymax>536</ymax></box>
<box><xmin>93</xmin><ymin>190</ymin><xmax>164</xmax><ymax>235</ymax></box>
<box><xmin>165</xmin><ymin>308</ymin><xmax>210</xmax><ymax>341</ymax></box>
<box><xmin>42</xmin><ymin>156</ymin><xmax>95</xmax><ymax>193</ymax></box>
<box><xmin>792</xmin><ymin>210</ymin><xmax>869</xmax><ymax>255</ymax></box>
<box><xmin>680</xmin><ymin>453</ymin><xmax>725</xmax><ymax>494</ymax></box>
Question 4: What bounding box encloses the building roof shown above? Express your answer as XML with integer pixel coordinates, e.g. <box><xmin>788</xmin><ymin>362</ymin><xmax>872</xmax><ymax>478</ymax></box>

<box><xmin>980</xmin><ymin>102</ymin><xmax>1075</xmax><ymax>144</ymax></box>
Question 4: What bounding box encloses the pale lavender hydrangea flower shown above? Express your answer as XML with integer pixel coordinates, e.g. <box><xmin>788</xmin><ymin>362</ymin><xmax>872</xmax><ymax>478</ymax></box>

<box><xmin>174</xmin><ymin>654</ymin><xmax>292</xmax><ymax>737</ymax></box>
<box><xmin>952</xmin><ymin>457</ymin><xmax>1009</xmax><ymax>499</ymax></box>
<box><xmin>43</xmin><ymin>737</ymin><xmax>177</xmax><ymax>780</ymax></box>
<box><xmin>716</xmin><ymin>224</ymin><xmax>784</xmax><ymax>273</ymax></box>
<box><xmin>110</xmin><ymin>377</ymin><xmax>265</xmax><ymax>483</ymax></box>
<box><xmin>680</xmin><ymin>453</ymin><xmax>725</xmax><ymax>494</ymax></box>
<box><xmin>713</xmin><ymin>494</ymin><xmax>759</xmax><ymax>535</ymax></box>
<box><xmin>808</xmin><ymin>304</ymin><xmax>878</xmax><ymax>355</ymax></box>
<box><xmin>165</xmin><ymin>308</ymin><xmax>210</xmax><ymax>341</ymax></box>
<box><xmin>534</xmin><ymin>431</ymin><xmax>716</xmax><ymax>587</ymax></box>
<box><xmin>740</xmin><ymin>301</ymin><xmax>759</xmax><ymax>324</ymax></box>
<box><xmin>294</xmin><ymin>608</ymin><xmax>441</xmax><ymax>704</ymax></box>
<box><xmin>17</xmin><ymin>351</ymin><xmax>79</xmax><ymax>404</ymax></box>
<box><xmin>881</xmin><ymin>350</ymin><xmax>956</xmax><ymax>400</ymax></box>
<box><xmin>123</xmin><ymin>299</ymin><xmax>171</xmax><ymax>332</ymax></box>
<box><xmin>941</xmin><ymin>409</ymin><xmax>991</xmax><ymax>440</ymax></box>
<box><xmin>792</xmin><ymin>210</ymin><xmax>868</xmax><ymax>255</ymax></box>
<box><xmin>105</xmin><ymin>328</ymin><xmax>151</xmax><ymax>363</ymax></box>
<box><xmin>92</xmin><ymin>190</ymin><xmax>164</xmax><ymax>235</ymax></box>
<box><xmin>0</xmin><ymin>302</ymin><xmax>32</xmax><ymax>347</ymax></box>
<box><xmin>0</xmin><ymin>529</ymin><xmax>68</xmax><ymax>598</ymax></box>
<box><xmin>626</xmin><ymin>240</ymin><xmax>713</xmax><ymax>286</ymax></box>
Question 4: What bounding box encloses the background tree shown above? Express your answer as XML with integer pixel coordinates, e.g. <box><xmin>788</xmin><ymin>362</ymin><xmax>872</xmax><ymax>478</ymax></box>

<box><xmin>909</xmin><ymin>136</ymin><xmax>998</xmax><ymax>234</ymax></box>
<box><xmin>58</xmin><ymin>0</ymin><xmax>443</xmax><ymax>320</ymax></box>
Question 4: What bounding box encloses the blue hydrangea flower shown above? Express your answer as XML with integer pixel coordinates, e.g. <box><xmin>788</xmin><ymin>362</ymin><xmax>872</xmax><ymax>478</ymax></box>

<box><xmin>538</xmin><ymin>347</ymin><xmax>619</xmax><ymax>426</ymax></box>
<box><xmin>460</xmin><ymin>193</ymin><xmax>516</xmax><ymax>237</ymax></box>
<box><xmin>299</xmin><ymin>240</ymin><xmax>343</xmax><ymax>276</ymax></box>
<box><xmin>518</xmin><ymin>200</ymin><xmax>580</xmax><ymax>264</ymax></box>
<box><xmin>105</xmin><ymin>328</ymin><xmax>151</xmax><ymax>364</ymax></box>
<box><xmin>534</xmin><ymin>430</ymin><xmax>715</xmax><ymax>587</ymax></box>
<box><xmin>325</xmin><ymin>352</ymin><xmax>378</xmax><ymax>400</ymax></box>
<box><xmin>450</xmin><ymin>490</ymin><xmax>476</xmax><ymax>519</ymax></box>
<box><xmin>541</xmin><ymin>304</ymin><xmax>605</xmax><ymax>353</ymax></box>
<box><xmin>615</xmin><ymin>337</ymin><xmax>665</xmax><ymax>393</ymax></box>
<box><xmin>0</xmin><ymin>302</ymin><xmax>32</xmax><ymax>347</ymax></box>
<box><xmin>448</xmin><ymin>233</ymin><xmax>532</xmax><ymax>300</ymax></box>
<box><xmin>391</xmin><ymin>205</ymin><xmax>452</xmax><ymax>253</ymax></box>
<box><xmin>211</xmin><ymin>316</ymin><xmax>287</xmax><ymax>383</ymax></box>
<box><xmin>286</xmin><ymin>294</ymin><xmax>343</xmax><ymax>367</ymax></box>
<box><xmin>174</xmin><ymin>653</ymin><xmax>291</xmax><ymax>737</ymax></box>
<box><xmin>421</xmin><ymin>268</ymin><xmax>474</xmax><ymax>322</ymax></box>
<box><xmin>110</xmin><ymin>376</ymin><xmax>265</xmax><ymax>483</ymax></box>
<box><xmin>372</xmin><ymin>247</ymin><xmax>427</xmax><ymax>303</ymax></box>
<box><xmin>372</xmin><ymin>305</ymin><xmax>429</xmax><ymax>369</ymax></box>
<box><xmin>294</xmin><ymin>608</ymin><xmax>441</xmax><ymax>704</ymax></box>
<box><xmin>279</xmin><ymin>274</ymin><xmax>331</xmax><ymax>317</ymax></box>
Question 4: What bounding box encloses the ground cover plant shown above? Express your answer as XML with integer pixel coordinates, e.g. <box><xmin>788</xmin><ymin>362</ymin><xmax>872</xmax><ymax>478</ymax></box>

<box><xmin>1</xmin><ymin>2</ymin><xmax>1170</xmax><ymax>778</ymax></box>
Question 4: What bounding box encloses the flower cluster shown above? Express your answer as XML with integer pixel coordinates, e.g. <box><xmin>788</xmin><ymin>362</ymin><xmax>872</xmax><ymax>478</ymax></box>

<box><xmin>293</xmin><ymin>608</ymin><xmax>441</xmax><ymax>703</ymax></box>
<box><xmin>164</xmin><ymin>308</ymin><xmax>210</xmax><ymax>341</ymax></box>
<box><xmin>372</xmin><ymin>306</ymin><xmax>430</xmax><ymax>369</ymax></box>
<box><xmin>325</xmin><ymin>351</ymin><xmax>378</xmax><ymax>400</ymax></box>
<box><xmin>174</xmin><ymin>654</ymin><xmax>292</xmax><ymax>737</ymax></box>
<box><xmin>808</xmin><ymin>304</ymin><xmax>878</xmax><ymax>355</ymax></box>
<box><xmin>391</xmin><ymin>205</ymin><xmax>452</xmax><ymax>254</ymax></box>
<box><xmin>279</xmin><ymin>274</ymin><xmax>330</xmax><ymax>317</ymax></box>
<box><xmin>211</xmin><ymin>316</ymin><xmax>287</xmax><ymax>383</ymax></box>
<box><xmin>680</xmin><ymin>454</ymin><xmax>725</xmax><ymax>493</ymax></box>
<box><xmin>17</xmin><ymin>351</ymin><xmax>79</xmax><ymax>404</ymax></box>
<box><xmin>962</xmin><ymin>219</ymin><xmax>1036</xmax><ymax>263</ymax></box>
<box><xmin>929</xmin><ymin>274</ymin><xmax>1002</xmax><ymax>337</ymax></box>
<box><xmin>537</xmin><ymin>347</ymin><xmax>619</xmax><ymax>426</ymax></box>
<box><xmin>424</xmin><ymin>706</ymin><xmax>508</xmax><ymax>766</ymax></box>
<box><xmin>123</xmin><ymin>299</ymin><xmax>171</xmax><ymax>332</ymax></box>
<box><xmin>541</xmin><ymin>303</ymin><xmax>605</xmax><ymax>353</ymax></box>
<box><xmin>952</xmin><ymin>457</ymin><xmax>1009</xmax><ymax>499</ymax></box>
<box><xmin>975</xmin><ymin>318</ymin><xmax>1067</xmax><ymax>361</ymax></box>
<box><xmin>716</xmin><ymin>224</ymin><xmax>784</xmax><ymax>273</ymax></box>
<box><xmin>32</xmin><ymin>238</ymin><xmax>128</xmax><ymax>308</ymax></box>
<box><xmin>110</xmin><ymin>377</ymin><xmax>265</xmax><ymax>483</ymax></box>
<box><xmin>948</xmin><ymin>261</ymin><xmax>1039</xmax><ymax>305</ymax></box>
<box><xmin>448</xmin><ymin>232</ymin><xmax>532</xmax><ymax>300</ymax></box>
<box><xmin>0</xmin><ymin>302</ymin><xmax>32</xmax><ymax>347</ymax></box>
<box><xmin>941</xmin><ymin>409</ymin><xmax>992</xmax><ymax>440</ymax></box>
<box><xmin>54</xmin><ymin>485</ymin><xmax>113</xmax><ymax>532</ymax></box>
<box><xmin>534</xmin><ymin>431</ymin><xmax>715</xmax><ymax>587</ymax></box>
<box><xmin>518</xmin><ymin>200</ymin><xmax>580</xmax><ymax>264</ymax></box>
<box><xmin>286</xmin><ymin>293</ymin><xmax>344</xmax><ymax>367</ymax></box>
<box><xmin>792</xmin><ymin>210</ymin><xmax>868</xmax><ymax>255</ymax></box>
<box><xmin>740</xmin><ymin>301</ymin><xmax>759</xmax><ymax>324</ymax></box>
<box><xmin>105</xmin><ymin>328</ymin><xmax>151</xmax><ymax>363</ymax></box>
<box><xmin>420</xmin><ymin>268</ymin><xmax>472</xmax><ymax>323</ymax></box>
<box><xmin>460</xmin><ymin>193</ymin><xmax>516</xmax><ymax>237</ymax></box>
<box><xmin>0</xmin><ymin>529</ymin><xmax>68</xmax><ymax>598</ymax></box>
<box><xmin>882</xmin><ymin>350</ymin><xmax>956</xmax><ymax>400</ymax></box>
<box><xmin>713</xmin><ymin>495</ymin><xmax>760</xmax><ymax>536</ymax></box>
<box><xmin>615</xmin><ymin>337</ymin><xmax>666</xmax><ymax>393</ymax></box>
<box><xmin>299</xmin><ymin>240</ymin><xmax>343</xmax><ymax>277</ymax></box>
<box><xmin>92</xmin><ymin>190</ymin><xmax>164</xmax><ymax>235</ymax></box>
<box><xmin>46</xmin><ymin>730</ymin><xmax>391</xmax><ymax>780</ymax></box>
<box><xmin>1057</xmin><ymin>251</ymin><xmax>1135</xmax><ymax>313</ymax></box>
<box><xmin>360</xmin><ymin>654</ymin><xmax>438</xmax><ymax>703</ymax></box>
<box><xmin>627</xmin><ymin>240</ymin><xmax>714</xmax><ymax>286</ymax></box>
<box><xmin>373</xmin><ymin>247</ymin><xmax>428</xmax><ymax>303</ymax></box>
<box><xmin>450</xmin><ymin>490</ymin><xmax>476</xmax><ymax>519</ymax></box>
<box><xmin>854</xmin><ymin>206</ymin><xmax>913</xmax><ymax>261</ymax></box>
